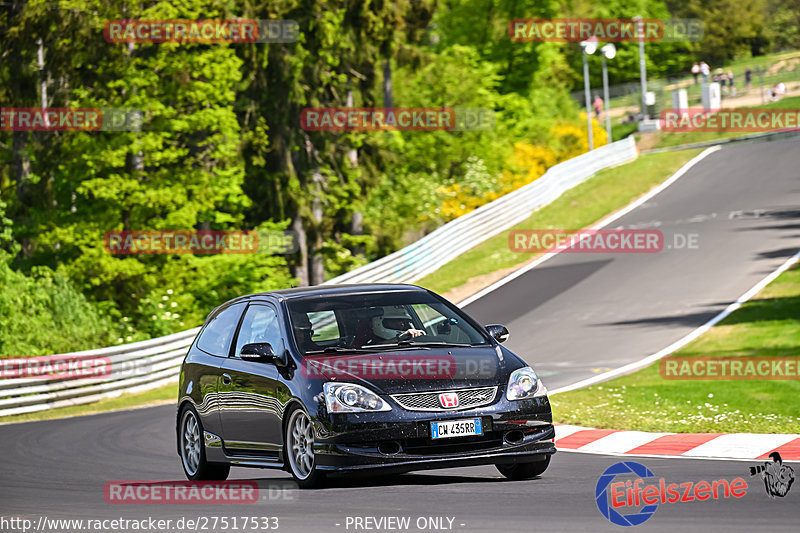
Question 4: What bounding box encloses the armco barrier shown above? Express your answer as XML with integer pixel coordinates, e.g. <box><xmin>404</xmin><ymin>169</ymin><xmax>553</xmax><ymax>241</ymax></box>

<box><xmin>0</xmin><ymin>137</ymin><xmax>636</xmax><ymax>418</ymax></box>
<box><xmin>0</xmin><ymin>328</ymin><xmax>199</xmax><ymax>417</ymax></box>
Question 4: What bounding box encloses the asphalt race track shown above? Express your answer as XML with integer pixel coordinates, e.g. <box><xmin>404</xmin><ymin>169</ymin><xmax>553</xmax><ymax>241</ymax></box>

<box><xmin>466</xmin><ymin>138</ymin><xmax>800</xmax><ymax>389</ymax></box>
<box><xmin>2</xmin><ymin>138</ymin><xmax>799</xmax><ymax>532</ymax></box>
<box><xmin>2</xmin><ymin>404</ymin><xmax>797</xmax><ymax>532</ymax></box>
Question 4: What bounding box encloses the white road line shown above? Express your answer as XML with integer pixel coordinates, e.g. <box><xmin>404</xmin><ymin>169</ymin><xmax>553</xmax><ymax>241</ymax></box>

<box><xmin>550</xmin><ymin>248</ymin><xmax>800</xmax><ymax>394</ymax></box>
<box><xmin>457</xmin><ymin>146</ymin><xmax>721</xmax><ymax>309</ymax></box>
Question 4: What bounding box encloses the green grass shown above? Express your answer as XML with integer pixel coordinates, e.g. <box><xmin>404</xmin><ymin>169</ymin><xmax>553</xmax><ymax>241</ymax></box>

<box><xmin>0</xmin><ymin>381</ymin><xmax>177</xmax><ymax>425</ymax></box>
<box><xmin>551</xmin><ymin>263</ymin><xmax>800</xmax><ymax>433</ymax></box>
<box><xmin>652</xmin><ymin>130</ymin><xmax>746</xmax><ymax>149</ymax></box>
<box><xmin>416</xmin><ymin>148</ymin><xmax>703</xmax><ymax>295</ymax></box>
<box><xmin>650</xmin><ymin>95</ymin><xmax>800</xmax><ymax>149</ymax></box>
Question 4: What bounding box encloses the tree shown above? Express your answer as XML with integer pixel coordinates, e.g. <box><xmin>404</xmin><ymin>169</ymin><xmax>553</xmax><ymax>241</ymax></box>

<box><xmin>237</xmin><ymin>0</ymin><xmax>434</xmax><ymax>284</ymax></box>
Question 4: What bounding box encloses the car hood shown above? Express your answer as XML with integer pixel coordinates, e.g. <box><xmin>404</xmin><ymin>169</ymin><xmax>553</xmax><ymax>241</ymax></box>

<box><xmin>303</xmin><ymin>345</ymin><xmax>522</xmax><ymax>395</ymax></box>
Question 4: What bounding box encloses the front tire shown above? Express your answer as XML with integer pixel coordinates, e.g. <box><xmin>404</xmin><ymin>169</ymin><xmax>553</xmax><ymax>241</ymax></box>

<box><xmin>284</xmin><ymin>407</ymin><xmax>325</xmax><ymax>488</ymax></box>
<box><xmin>179</xmin><ymin>405</ymin><xmax>230</xmax><ymax>481</ymax></box>
<box><xmin>496</xmin><ymin>455</ymin><xmax>550</xmax><ymax>480</ymax></box>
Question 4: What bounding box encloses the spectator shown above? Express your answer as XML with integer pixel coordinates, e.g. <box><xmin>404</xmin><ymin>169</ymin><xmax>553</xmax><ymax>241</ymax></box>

<box><xmin>768</xmin><ymin>82</ymin><xmax>786</xmax><ymax>102</ymax></box>
<box><xmin>691</xmin><ymin>62</ymin><xmax>700</xmax><ymax>84</ymax></box>
<box><xmin>593</xmin><ymin>95</ymin><xmax>603</xmax><ymax>119</ymax></box>
<box><xmin>700</xmin><ymin>61</ymin><xmax>710</xmax><ymax>83</ymax></box>
<box><xmin>744</xmin><ymin>68</ymin><xmax>752</xmax><ymax>92</ymax></box>
<box><xmin>767</xmin><ymin>87</ymin><xmax>776</xmax><ymax>101</ymax></box>
<box><xmin>728</xmin><ymin>69</ymin><xmax>736</xmax><ymax>96</ymax></box>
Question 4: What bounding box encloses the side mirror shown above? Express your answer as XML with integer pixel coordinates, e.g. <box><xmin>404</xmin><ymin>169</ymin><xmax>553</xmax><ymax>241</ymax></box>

<box><xmin>240</xmin><ymin>343</ymin><xmax>275</xmax><ymax>363</ymax></box>
<box><xmin>436</xmin><ymin>319</ymin><xmax>452</xmax><ymax>335</ymax></box>
<box><xmin>485</xmin><ymin>324</ymin><xmax>509</xmax><ymax>343</ymax></box>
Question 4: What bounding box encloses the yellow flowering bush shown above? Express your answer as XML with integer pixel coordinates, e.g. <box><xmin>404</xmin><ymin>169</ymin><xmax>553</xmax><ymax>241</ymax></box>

<box><xmin>437</xmin><ymin>116</ymin><xmax>608</xmax><ymax>221</ymax></box>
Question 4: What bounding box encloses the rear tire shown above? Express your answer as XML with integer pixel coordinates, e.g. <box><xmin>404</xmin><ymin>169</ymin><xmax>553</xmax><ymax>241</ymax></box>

<box><xmin>179</xmin><ymin>405</ymin><xmax>230</xmax><ymax>481</ymax></box>
<box><xmin>284</xmin><ymin>406</ymin><xmax>326</xmax><ymax>489</ymax></box>
<box><xmin>496</xmin><ymin>455</ymin><xmax>550</xmax><ymax>480</ymax></box>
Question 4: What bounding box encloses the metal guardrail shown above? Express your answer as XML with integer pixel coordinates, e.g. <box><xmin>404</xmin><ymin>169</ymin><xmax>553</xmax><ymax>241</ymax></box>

<box><xmin>0</xmin><ymin>137</ymin><xmax>637</xmax><ymax>418</ymax></box>
<box><xmin>0</xmin><ymin>328</ymin><xmax>200</xmax><ymax>417</ymax></box>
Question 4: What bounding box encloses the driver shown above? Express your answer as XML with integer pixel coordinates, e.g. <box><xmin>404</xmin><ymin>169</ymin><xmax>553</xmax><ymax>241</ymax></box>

<box><xmin>292</xmin><ymin>312</ymin><xmax>321</xmax><ymax>353</ymax></box>
<box><xmin>364</xmin><ymin>306</ymin><xmax>425</xmax><ymax>345</ymax></box>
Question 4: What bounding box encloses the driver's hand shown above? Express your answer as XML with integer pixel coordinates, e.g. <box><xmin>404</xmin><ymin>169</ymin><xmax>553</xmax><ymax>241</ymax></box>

<box><xmin>401</xmin><ymin>328</ymin><xmax>425</xmax><ymax>338</ymax></box>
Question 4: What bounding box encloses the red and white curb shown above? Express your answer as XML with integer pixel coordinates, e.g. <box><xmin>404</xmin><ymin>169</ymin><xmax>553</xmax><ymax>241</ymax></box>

<box><xmin>555</xmin><ymin>425</ymin><xmax>800</xmax><ymax>461</ymax></box>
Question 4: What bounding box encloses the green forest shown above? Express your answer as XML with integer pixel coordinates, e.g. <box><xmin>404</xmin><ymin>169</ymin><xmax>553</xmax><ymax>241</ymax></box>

<box><xmin>1</xmin><ymin>0</ymin><xmax>796</xmax><ymax>356</ymax></box>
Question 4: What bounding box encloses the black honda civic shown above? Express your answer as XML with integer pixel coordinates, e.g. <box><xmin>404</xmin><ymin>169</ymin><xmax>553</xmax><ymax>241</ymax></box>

<box><xmin>176</xmin><ymin>284</ymin><xmax>555</xmax><ymax>488</ymax></box>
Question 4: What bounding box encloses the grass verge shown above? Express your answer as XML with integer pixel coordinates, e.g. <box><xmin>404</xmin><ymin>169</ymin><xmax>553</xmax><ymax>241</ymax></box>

<box><xmin>417</xmin><ymin>148</ymin><xmax>704</xmax><ymax>295</ymax></box>
<box><xmin>550</xmin><ymin>262</ymin><xmax>800</xmax><ymax>433</ymax></box>
<box><xmin>0</xmin><ymin>381</ymin><xmax>177</xmax><ymax>425</ymax></box>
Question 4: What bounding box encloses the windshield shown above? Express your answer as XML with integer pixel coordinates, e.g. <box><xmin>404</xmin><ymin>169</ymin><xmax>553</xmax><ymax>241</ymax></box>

<box><xmin>286</xmin><ymin>291</ymin><xmax>490</xmax><ymax>355</ymax></box>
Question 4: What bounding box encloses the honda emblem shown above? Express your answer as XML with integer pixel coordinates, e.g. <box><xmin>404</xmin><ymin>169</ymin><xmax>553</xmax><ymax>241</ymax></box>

<box><xmin>439</xmin><ymin>392</ymin><xmax>459</xmax><ymax>408</ymax></box>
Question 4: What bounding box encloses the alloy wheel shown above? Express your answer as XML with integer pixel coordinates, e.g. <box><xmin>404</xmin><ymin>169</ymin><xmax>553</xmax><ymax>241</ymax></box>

<box><xmin>181</xmin><ymin>410</ymin><xmax>201</xmax><ymax>476</ymax></box>
<box><xmin>287</xmin><ymin>409</ymin><xmax>315</xmax><ymax>479</ymax></box>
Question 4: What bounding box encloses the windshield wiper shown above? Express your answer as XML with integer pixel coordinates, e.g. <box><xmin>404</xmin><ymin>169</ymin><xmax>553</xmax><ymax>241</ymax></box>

<box><xmin>304</xmin><ymin>347</ymin><xmax>375</xmax><ymax>355</ymax></box>
<box><xmin>357</xmin><ymin>343</ymin><xmax>431</xmax><ymax>351</ymax></box>
<box><xmin>397</xmin><ymin>341</ymin><xmax>477</xmax><ymax>348</ymax></box>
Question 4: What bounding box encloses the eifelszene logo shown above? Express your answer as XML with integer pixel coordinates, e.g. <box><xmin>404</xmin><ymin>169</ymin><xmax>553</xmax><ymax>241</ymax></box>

<box><xmin>595</xmin><ymin>461</ymin><xmax>748</xmax><ymax>526</ymax></box>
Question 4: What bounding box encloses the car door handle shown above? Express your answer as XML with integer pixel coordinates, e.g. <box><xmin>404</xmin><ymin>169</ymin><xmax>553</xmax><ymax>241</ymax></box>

<box><xmin>221</xmin><ymin>373</ymin><xmax>232</xmax><ymax>386</ymax></box>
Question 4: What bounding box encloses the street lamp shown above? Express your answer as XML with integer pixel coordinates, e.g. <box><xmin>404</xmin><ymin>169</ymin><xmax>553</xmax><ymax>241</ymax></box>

<box><xmin>580</xmin><ymin>37</ymin><xmax>598</xmax><ymax>151</ymax></box>
<box><xmin>600</xmin><ymin>43</ymin><xmax>616</xmax><ymax>142</ymax></box>
<box><xmin>633</xmin><ymin>15</ymin><xmax>648</xmax><ymax>120</ymax></box>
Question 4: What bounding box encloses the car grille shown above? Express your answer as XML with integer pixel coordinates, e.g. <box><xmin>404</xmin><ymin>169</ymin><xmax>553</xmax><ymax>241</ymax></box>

<box><xmin>391</xmin><ymin>386</ymin><xmax>497</xmax><ymax>412</ymax></box>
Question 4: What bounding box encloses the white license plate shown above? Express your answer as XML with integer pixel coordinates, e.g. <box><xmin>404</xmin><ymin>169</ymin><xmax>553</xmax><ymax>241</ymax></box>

<box><xmin>430</xmin><ymin>418</ymin><xmax>483</xmax><ymax>439</ymax></box>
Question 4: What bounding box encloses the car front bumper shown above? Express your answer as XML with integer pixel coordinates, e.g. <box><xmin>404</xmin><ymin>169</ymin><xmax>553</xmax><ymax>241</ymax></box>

<box><xmin>313</xmin><ymin>397</ymin><xmax>555</xmax><ymax>473</ymax></box>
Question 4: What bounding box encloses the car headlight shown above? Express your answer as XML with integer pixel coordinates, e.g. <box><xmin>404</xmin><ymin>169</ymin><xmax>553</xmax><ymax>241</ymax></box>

<box><xmin>506</xmin><ymin>367</ymin><xmax>547</xmax><ymax>400</ymax></box>
<box><xmin>323</xmin><ymin>382</ymin><xmax>391</xmax><ymax>413</ymax></box>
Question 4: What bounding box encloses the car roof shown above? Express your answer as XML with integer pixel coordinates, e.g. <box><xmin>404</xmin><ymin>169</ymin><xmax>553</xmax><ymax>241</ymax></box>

<box><xmin>239</xmin><ymin>283</ymin><xmax>429</xmax><ymax>304</ymax></box>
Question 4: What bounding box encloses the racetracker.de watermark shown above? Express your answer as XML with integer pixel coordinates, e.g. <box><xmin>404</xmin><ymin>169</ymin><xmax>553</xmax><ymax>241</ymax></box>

<box><xmin>0</xmin><ymin>355</ymin><xmax>152</xmax><ymax>380</ymax></box>
<box><xmin>509</xmin><ymin>229</ymin><xmax>664</xmax><ymax>253</ymax></box>
<box><xmin>300</xmin><ymin>107</ymin><xmax>495</xmax><ymax>131</ymax></box>
<box><xmin>104</xmin><ymin>19</ymin><xmax>299</xmax><ymax>43</ymax></box>
<box><xmin>509</xmin><ymin>18</ymin><xmax>703</xmax><ymax>42</ymax></box>
<box><xmin>104</xmin><ymin>481</ymin><xmax>262</xmax><ymax>504</ymax></box>
<box><xmin>301</xmin><ymin>354</ymin><xmax>501</xmax><ymax>380</ymax></box>
<box><xmin>661</xmin><ymin>356</ymin><xmax>800</xmax><ymax>380</ymax></box>
<box><xmin>1</xmin><ymin>108</ymin><xmax>142</xmax><ymax>131</ymax></box>
<box><xmin>302</xmin><ymin>355</ymin><xmax>456</xmax><ymax>380</ymax></box>
<box><xmin>660</xmin><ymin>108</ymin><xmax>800</xmax><ymax>132</ymax></box>
<box><xmin>103</xmin><ymin>230</ymin><xmax>298</xmax><ymax>255</ymax></box>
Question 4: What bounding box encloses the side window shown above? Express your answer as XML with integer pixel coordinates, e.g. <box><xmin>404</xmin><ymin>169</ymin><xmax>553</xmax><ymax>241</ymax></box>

<box><xmin>308</xmin><ymin>311</ymin><xmax>340</xmax><ymax>341</ymax></box>
<box><xmin>411</xmin><ymin>303</ymin><xmax>474</xmax><ymax>344</ymax></box>
<box><xmin>196</xmin><ymin>302</ymin><xmax>247</xmax><ymax>357</ymax></box>
<box><xmin>234</xmin><ymin>304</ymin><xmax>284</xmax><ymax>357</ymax></box>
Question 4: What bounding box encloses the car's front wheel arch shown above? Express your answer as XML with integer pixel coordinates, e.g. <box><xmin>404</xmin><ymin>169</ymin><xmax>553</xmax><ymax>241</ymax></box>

<box><xmin>282</xmin><ymin>402</ymin><xmax>325</xmax><ymax>488</ymax></box>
